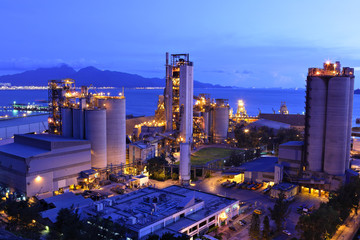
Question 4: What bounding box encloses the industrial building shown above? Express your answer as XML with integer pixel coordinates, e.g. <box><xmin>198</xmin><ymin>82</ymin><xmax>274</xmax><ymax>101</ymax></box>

<box><xmin>275</xmin><ymin>61</ymin><xmax>356</xmax><ymax>192</ymax></box>
<box><xmin>48</xmin><ymin>79</ymin><xmax>126</xmax><ymax>169</ymax></box>
<box><xmin>80</xmin><ymin>185</ymin><xmax>239</xmax><ymax>239</ymax></box>
<box><xmin>305</xmin><ymin>61</ymin><xmax>354</xmax><ymax>176</ymax></box>
<box><xmin>164</xmin><ymin>53</ymin><xmax>194</xmax><ymax>185</ymax></box>
<box><xmin>0</xmin><ymin>134</ymin><xmax>91</xmax><ymax>197</ymax></box>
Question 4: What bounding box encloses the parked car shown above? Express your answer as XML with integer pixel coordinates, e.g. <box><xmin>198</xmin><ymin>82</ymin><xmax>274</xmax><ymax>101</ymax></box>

<box><xmin>227</xmin><ymin>182</ymin><xmax>237</xmax><ymax>188</ymax></box>
<box><xmin>254</xmin><ymin>209</ymin><xmax>262</xmax><ymax>215</ymax></box>
<box><xmin>229</xmin><ymin>226</ymin><xmax>236</xmax><ymax>231</ymax></box>
<box><xmin>282</xmin><ymin>230</ymin><xmax>291</xmax><ymax>236</ymax></box>
<box><xmin>239</xmin><ymin>220</ymin><xmax>247</xmax><ymax>226</ymax></box>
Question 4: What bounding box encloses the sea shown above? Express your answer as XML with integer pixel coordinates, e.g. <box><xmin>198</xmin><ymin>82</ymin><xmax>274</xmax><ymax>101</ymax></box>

<box><xmin>0</xmin><ymin>88</ymin><xmax>360</xmax><ymax>127</ymax></box>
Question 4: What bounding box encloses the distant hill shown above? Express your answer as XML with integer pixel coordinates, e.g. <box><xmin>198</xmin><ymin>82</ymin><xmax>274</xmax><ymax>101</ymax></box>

<box><xmin>355</xmin><ymin>89</ymin><xmax>360</xmax><ymax>94</ymax></box>
<box><xmin>0</xmin><ymin>64</ymin><xmax>231</xmax><ymax>88</ymax></box>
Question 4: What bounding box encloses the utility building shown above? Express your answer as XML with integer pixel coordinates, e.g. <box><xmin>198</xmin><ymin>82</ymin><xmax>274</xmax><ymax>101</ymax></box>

<box><xmin>164</xmin><ymin>53</ymin><xmax>193</xmax><ymax>185</ymax></box>
<box><xmin>0</xmin><ymin>134</ymin><xmax>91</xmax><ymax>197</ymax></box>
<box><xmin>305</xmin><ymin>61</ymin><xmax>354</xmax><ymax>176</ymax></box>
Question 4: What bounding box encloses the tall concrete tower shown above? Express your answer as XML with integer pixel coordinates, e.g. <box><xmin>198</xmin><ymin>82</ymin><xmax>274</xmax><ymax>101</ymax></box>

<box><xmin>164</xmin><ymin>53</ymin><xmax>193</xmax><ymax>185</ymax></box>
<box><xmin>305</xmin><ymin>61</ymin><xmax>354</xmax><ymax>176</ymax></box>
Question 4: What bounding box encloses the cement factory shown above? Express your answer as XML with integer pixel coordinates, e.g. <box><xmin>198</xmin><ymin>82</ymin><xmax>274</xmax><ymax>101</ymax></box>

<box><xmin>0</xmin><ymin>56</ymin><xmax>357</xmax><ymax>239</ymax></box>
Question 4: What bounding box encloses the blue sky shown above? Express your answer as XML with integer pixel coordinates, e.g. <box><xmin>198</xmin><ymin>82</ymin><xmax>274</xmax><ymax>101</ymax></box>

<box><xmin>1</xmin><ymin>0</ymin><xmax>360</xmax><ymax>88</ymax></box>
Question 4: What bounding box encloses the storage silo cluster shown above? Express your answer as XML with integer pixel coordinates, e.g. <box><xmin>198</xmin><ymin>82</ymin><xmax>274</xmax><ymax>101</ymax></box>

<box><xmin>56</xmin><ymin>83</ymin><xmax>126</xmax><ymax>169</ymax></box>
<box><xmin>305</xmin><ymin>61</ymin><xmax>354</xmax><ymax>176</ymax></box>
<box><xmin>193</xmin><ymin>96</ymin><xmax>230</xmax><ymax>144</ymax></box>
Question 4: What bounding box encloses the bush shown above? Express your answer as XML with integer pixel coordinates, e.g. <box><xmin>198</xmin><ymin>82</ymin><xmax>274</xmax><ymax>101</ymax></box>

<box><xmin>172</xmin><ymin>173</ymin><xmax>179</xmax><ymax>180</ymax></box>
<box><xmin>205</xmin><ymin>172</ymin><xmax>211</xmax><ymax>178</ymax></box>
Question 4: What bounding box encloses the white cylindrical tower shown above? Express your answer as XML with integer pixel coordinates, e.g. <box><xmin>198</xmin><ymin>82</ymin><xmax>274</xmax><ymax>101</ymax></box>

<box><xmin>212</xmin><ymin>99</ymin><xmax>229</xmax><ymax>143</ymax></box>
<box><xmin>305</xmin><ymin>77</ymin><xmax>327</xmax><ymax>172</ymax></box>
<box><xmin>179</xmin><ymin>142</ymin><xmax>191</xmax><ymax>185</ymax></box>
<box><xmin>85</xmin><ymin>109</ymin><xmax>107</xmax><ymax>168</ymax></box>
<box><xmin>102</xmin><ymin>97</ymin><xmax>126</xmax><ymax>166</ymax></box>
<box><xmin>324</xmin><ymin>77</ymin><xmax>350</xmax><ymax>175</ymax></box>
<box><xmin>61</xmin><ymin>108</ymin><xmax>73</xmax><ymax>138</ymax></box>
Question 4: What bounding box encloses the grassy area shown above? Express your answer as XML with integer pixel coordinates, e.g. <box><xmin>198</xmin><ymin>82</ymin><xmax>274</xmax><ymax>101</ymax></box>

<box><xmin>190</xmin><ymin>147</ymin><xmax>237</xmax><ymax>165</ymax></box>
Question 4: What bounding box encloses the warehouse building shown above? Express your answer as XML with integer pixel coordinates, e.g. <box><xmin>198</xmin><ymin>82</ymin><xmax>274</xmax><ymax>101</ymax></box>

<box><xmin>80</xmin><ymin>185</ymin><xmax>239</xmax><ymax>239</ymax></box>
<box><xmin>0</xmin><ymin>134</ymin><xmax>91</xmax><ymax>197</ymax></box>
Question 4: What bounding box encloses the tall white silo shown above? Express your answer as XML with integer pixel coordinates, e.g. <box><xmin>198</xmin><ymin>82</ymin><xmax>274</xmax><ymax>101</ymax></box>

<box><xmin>103</xmin><ymin>97</ymin><xmax>126</xmax><ymax>166</ymax></box>
<box><xmin>85</xmin><ymin>109</ymin><xmax>107</xmax><ymax>168</ymax></box>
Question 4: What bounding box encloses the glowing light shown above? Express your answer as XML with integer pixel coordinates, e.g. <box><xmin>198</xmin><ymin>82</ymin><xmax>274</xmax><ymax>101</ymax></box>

<box><xmin>35</xmin><ymin>175</ymin><xmax>42</xmax><ymax>182</ymax></box>
<box><xmin>244</xmin><ymin>129</ymin><xmax>249</xmax><ymax>133</ymax></box>
<box><xmin>326</xmin><ymin>61</ymin><xmax>330</xmax><ymax>65</ymax></box>
<box><xmin>238</xmin><ymin>100</ymin><xmax>244</xmax><ymax>107</ymax></box>
<box><xmin>219</xmin><ymin>212</ymin><xmax>228</xmax><ymax>220</ymax></box>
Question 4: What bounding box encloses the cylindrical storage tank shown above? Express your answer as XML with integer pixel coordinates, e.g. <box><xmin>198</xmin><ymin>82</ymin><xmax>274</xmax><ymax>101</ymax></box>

<box><xmin>61</xmin><ymin>108</ymin><xmax>73</xmax><ymax>137</ymax></box>
<box><xmin>345</xmin><ymin>77</ymin><xmax>355</xmax><ymax>170</ymax></box>
<box><xmin>306</xmin><ymin>77</ymin><xmax>327</xmax><ymax>172</ymax></box>
<box><xmin>179</xmin><ymin>142</ymin><xmax>191</xmax><ymax>185</ymax></box>
<box><xmin>203</xmin><ymin>111</ymin><xmax>210</xmax><ymax>138</ymax></box>
<box><xmin>103</xmin><ymin>97</ymin><xmax>126</xmax><ymax>166</ymax></box>
<box><xmin>324</xmin><ymin>77</ymin><xmax>350</xmax><ymax>175</ymax></box>
<box><xmin>85</xmin><ymin>109</ymin><xmax>107</xmax><ymax>169</ymax></box>
<box><xmin>212</xmin><ymin>106</ymin><xmax>229</xmax><ymax>143</ymax></box>
<box><xmin>72</xmin><ymin>109</ymin><xmax>85</xmax><ymax>139</ymax></box>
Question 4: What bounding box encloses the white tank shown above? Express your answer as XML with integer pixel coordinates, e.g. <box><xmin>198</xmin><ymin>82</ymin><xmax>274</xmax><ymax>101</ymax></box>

<box><xmin>213</xmin><ymin>103</ymin><xmax>229</xmax><ymax>143</ymax></box>
<box><xmin>345</xmin><ymin>77</ymin><xmax>355</xmax><ymax>170</ymax></box>
<box><xmin>72</xmin><ymin>108</ymin><xmax>84</xmax><ymax>139</ymax></box>
<box><xmin>324</xmin><ymin>77</ymin><xmax>350</xmax><ymax>175</ymax></box>
<box><xmin>61</xmin><ymin>108</ymin><xmax>73</xmax><ymax>137</ymax></box>
<box><xmin>85</xmin><ymin>109</ymin><xmax>107</xmax><ymax>168</ymax></box>
<box><xmin>306</xmin><ymin>77</ymin><xmax>327</xmax><ymax>172</ymax></box>
<box><xmin>179</xmin><ymin>142</ymin><xmax>191</xmax><ymax>185</ymax></box>
<box><xmin>103</xmin><ymin>97</ymin><xmax>126</xmax><ymax>166</ymax></box>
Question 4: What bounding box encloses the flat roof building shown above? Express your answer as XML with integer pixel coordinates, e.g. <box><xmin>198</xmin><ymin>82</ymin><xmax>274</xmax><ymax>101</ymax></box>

<box><xmin>80</xmin><ymin>185</ymin><xmax>239</xmax><ymax>239</ymax></box>
<box><xmin>0</xmin><ymin>134</ymin><xmax>91</xmax><ymax>197</ymax></box>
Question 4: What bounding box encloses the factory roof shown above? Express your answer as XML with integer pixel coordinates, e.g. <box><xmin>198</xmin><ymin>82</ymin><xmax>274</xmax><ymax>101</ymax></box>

<box><xmin>241</xmin><ymin>156</ymin><xmax>278</xmax><ymax>173</ymax></box>
<box><xmin>272</xmin><ymin>182</ymin><xmax>298</xmax><ymax>191</ymax></box>
<box><xmin>126</xmin><ymin>116</ymin><xmax>154</xmax><ymax>135</ymax></box>
<box><xmin>81</xmin><ymin>185</ymin><xmax>237</xmax><ymax>232</ymax></box>
<box><xmin>280</xmin><ymin>141</ymin><xmax>304</xmax><ymax>146</ymax></box>
<box><xmin>0</xmin><ymin>142</ymin><xmax>49</xmax><ymax>158</ymax></box>
<box><xmin>0</xmin><ymin>114</ymin><xmax>47</xmax><ymax>128</ymax></box>
<box><xmin>0</xmin><ymin>134</ymin><xmax>90</xmax><ymax>158</ymax></box>
<box><xmin>41</xmin><ymin>192</ymin><xmax>93</xmax><ymax>222</ymax></box>
<box><xmin>248</xmin><ymin>119</ymin><xmax>290</xmax><ymax>130</ymax></box>
<box><xmin>258</xmin><ymin>113</ymin><xmax>305</xmax><ymax>127</ymax></box>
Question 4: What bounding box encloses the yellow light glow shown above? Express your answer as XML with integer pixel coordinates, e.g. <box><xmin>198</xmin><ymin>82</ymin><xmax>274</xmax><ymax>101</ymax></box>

<box><xmin>35</xmin><ymin>175</ymin><xmax>42</xmax><ymax>182</ymax></box>
<box><xmin>244</xmin><ymin>129</ymin><xmax>249</xmax><ymax>133</ymax></box>
<box><xmin>326</xmin><ymin>60</ymin><xmax>330</xmax><ymax>65</ymax></box>
<box><xmin>219</xmin><ymin>212</ymin><xmax>228</xmax><ymax>220</ymax></box>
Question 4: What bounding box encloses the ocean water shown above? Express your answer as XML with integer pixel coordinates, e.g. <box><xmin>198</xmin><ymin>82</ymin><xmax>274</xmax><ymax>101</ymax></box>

<box><xmin>0</xmin><ymin>88</ymin><xmax>359</xmax><ymax>126</ymax></box>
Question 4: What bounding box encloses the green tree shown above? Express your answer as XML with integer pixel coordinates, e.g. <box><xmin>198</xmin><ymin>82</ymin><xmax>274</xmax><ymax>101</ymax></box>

<box><xmin>225</xmin><ymin>150</ymin><xmax>245</xmax><ymax>167</ymax></box>
<box><xmin>262</xmin><ymin>215</ymin><xmax>270</xmax><ymax>240</ymax></box>
<box><xmin>249</xmin><ymin>213</ymin><xmax>261</xmax><ymax>240</ymax></box>
<box><xmin>4</xmin><ymin>199</ymin><xmax>43</xmax><ymax>239</ymax></box>
<box><xmin>47</xmin><ymin>207</ymin><xmax>84</xmax><ymax>240</ymax></box>
<box><xmin>296</xmin><ymin>204</ymin><xmax>340</xmax><ymax>240</ymax></box>
<box><xmin>268</xmin><ymin>193</ymin><xmax>290</xmax><ymax>232</ymax></box>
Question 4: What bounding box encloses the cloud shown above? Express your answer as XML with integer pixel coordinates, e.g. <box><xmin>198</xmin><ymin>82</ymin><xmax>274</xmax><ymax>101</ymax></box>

<box><xmin>235</xmin><ymin>70</ymin><xmax>253</xmax><ymax>75</ymax></box>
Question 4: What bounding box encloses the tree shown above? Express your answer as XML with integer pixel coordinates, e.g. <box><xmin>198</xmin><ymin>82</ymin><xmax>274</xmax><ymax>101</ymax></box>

<box><xmin>296</xmin><ymin>204</ymin><xmax>340</xmax><ymax>240</ymax></box>
<box><xmin>249</xmin><ymin>213</ymin><xmax>261</xmax><ymax>240</ymax></box>
<box><xmin>4</xmin><ymin>199</ymin><xmax>43</xmax><ymax>239</ymax></box>
<box><xmin>225</xmin><ymin>150</ymin><xmax>245</xmax><ymax>167</ymax></box>
<box><xmin>48</xmin><ymin>207</ymin><xmax>84</xmax><ymax>240</ymax></box>
<box><xmin>268</xmin><ymin>193</ymin><xmax>290</xmax><ymax>232</ymax></box>
<box><xmin>262</xmin><ymin>215</ymin><xmax>270</xmax><ymax>240</ymax></box>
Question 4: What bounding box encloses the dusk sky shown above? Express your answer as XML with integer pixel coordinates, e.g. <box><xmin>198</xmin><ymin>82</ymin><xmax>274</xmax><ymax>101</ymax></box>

<box><xmin>1</xmin><ymin>0</ymin><xmax>360</xmax><ymax>88</ymax></box>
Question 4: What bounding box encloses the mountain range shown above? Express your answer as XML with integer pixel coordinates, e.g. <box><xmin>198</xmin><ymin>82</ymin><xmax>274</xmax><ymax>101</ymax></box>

<box><xmin>0</xmin><ymin>64</ymin><xmax>230</xmax><ymax>88</ymax></box>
